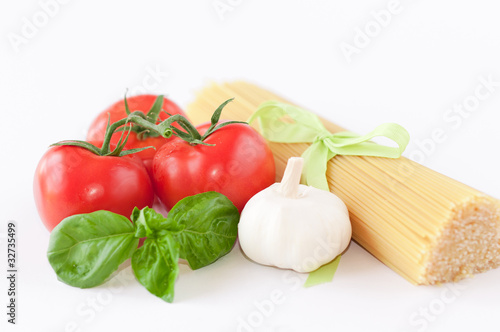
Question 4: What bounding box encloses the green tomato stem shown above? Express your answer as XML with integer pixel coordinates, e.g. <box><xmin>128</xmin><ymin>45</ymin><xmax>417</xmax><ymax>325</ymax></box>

<box><xmin>52</xmin><ymin>97</ymin><xmax>245</xmax><ymax>156</ymax></box>
<box><xmin>160</xmin><ymin>98</ymin><xmax>246</xmax><ymax>146</ymax></box>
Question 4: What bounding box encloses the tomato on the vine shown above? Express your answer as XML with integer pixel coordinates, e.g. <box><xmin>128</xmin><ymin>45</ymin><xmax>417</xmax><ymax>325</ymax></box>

<box><xmin>87</xmin><ymin>94</ymin><xmax>186</xmax><ymax>174</ymax></box>
<box><xmin>152</xmin><ymin>99</ymin><xmax>275</xmax><ymax>212</ymax></box>
<box><xmin>34</xmin><ymin>144</ymin><xmax>154</xmax><ymax>231</ymax></box>
<box><xmin>34</xmin><ymin>103</ymin><xmax>175</xmax><ymax>231</ymax></box>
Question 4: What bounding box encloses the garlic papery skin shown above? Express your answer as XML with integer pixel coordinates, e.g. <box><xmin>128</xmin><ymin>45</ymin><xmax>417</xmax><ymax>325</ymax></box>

<box><xmin>238</xmin><ymin>157</ymin><xmax>352</xmax><ymax>273</ymax></box>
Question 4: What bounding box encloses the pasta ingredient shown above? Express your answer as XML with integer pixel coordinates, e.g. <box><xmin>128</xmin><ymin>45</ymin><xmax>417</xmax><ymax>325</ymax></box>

<box><xmin>238</xmin><ymin>157</ymin><xmax>351</xmax><ymax>273</ymax></box>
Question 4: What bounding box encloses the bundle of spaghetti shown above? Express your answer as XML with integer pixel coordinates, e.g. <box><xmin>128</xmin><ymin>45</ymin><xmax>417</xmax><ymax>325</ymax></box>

<box><xmin>186</xmin><ymin>81</ymin><xmax>500</xmax><ymax>285</ymax></box>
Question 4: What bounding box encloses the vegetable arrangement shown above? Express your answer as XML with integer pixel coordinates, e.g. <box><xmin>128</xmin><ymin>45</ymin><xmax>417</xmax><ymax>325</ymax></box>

<box><xmin>34</xmin><ymin>95</ymin><xmax>274</xmax><ymax>230</ymax></box>
<box><xmin>36</xmin><ymin>90</ymin><xmax>354</xmax><ymax>303</ymax></box>
<box><xmin>35</xmin><ymin>93</ymin><xmax>276</xmax><ymax>302</ymax></box>
<box><xmin>33</xmin><ymin>95</ymin><xmax>176</xmax><ymax>231</ymax></box>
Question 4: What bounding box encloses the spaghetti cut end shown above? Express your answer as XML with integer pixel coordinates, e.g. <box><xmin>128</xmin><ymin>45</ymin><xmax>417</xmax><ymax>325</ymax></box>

<box><xmin>421</xmin><ymin>196</ymin><xmax>500</xmax><ymax>285</ymax></box>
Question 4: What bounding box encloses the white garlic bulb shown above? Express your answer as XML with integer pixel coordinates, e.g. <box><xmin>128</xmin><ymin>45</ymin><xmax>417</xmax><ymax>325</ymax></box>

<box><xmin>238</xmin><ymin>157</ymin><xmax>352</xmax><ymax>273</ymax></box>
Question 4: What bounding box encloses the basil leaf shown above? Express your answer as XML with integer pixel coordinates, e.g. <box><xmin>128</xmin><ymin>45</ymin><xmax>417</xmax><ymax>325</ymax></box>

<box><xmin>47</xmin><ymin>211</ymin><xmax>139</xmax><ymax>288</ymax></box>
<box><xmin>169</xmin><ymin>191</ymin><xmax>239</xmax><ymax>270</ymax></box>
<box><xmin>131</xmin><ymin>206</ymin><xmax>181</xmax><ymax>238</ymax></box>
<box><xmin>131</xmin><ymin>235</ymin><xmax>180</xmax><ymax>303</ymax></box>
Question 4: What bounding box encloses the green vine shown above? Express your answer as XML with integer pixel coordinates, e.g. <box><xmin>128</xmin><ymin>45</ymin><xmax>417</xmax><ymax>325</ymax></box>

<box><xmin>51</xmin><ymin>96</ymin><xmax>245</xmax><ymax>157</ymax></box>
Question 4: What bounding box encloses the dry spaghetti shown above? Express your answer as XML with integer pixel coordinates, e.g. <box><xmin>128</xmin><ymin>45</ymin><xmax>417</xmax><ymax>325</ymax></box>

<box><xmin>187</xmin><ymin>81</ymin><xmax>500</xmax><ymax>285</ymax></box>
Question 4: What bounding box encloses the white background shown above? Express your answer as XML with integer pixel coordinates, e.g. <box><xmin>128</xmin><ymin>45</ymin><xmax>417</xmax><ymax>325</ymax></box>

<box><xmin>1</xmin><ymin>0</ymin><xmax>500</xmax><ymax>331</ymax></box>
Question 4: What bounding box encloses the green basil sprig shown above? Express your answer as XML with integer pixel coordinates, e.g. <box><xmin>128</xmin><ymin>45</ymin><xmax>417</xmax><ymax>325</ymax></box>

<box><xmin>47</xmin><ymin>192</ymin><xmax>239</xmax><ymax>303</ymax></box>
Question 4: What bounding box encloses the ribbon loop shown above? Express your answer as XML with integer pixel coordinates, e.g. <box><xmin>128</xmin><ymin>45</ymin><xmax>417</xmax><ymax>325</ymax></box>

<box><xmin>248</xmin><ymin>101</ymin><xmax>330</xmax><ymax>143</ymax></box>
<box><xmin>249</xmin><ymin>101</ymin><xmax>410</xmax><ymax>191</ymax></box>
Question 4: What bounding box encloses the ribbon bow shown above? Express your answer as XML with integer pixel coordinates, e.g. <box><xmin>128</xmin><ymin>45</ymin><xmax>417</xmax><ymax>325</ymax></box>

<box><xmin>249</xmin><ymin>101</ymin><xmax>410</xmax><ymax>191</ymax></box>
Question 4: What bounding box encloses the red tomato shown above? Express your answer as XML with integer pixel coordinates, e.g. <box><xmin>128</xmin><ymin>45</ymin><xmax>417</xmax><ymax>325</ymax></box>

<box><xmin>34</xmin><ymin>144</ymin><xmax>154</xmax><ymax>231</ymax></box>
<box><xmin>86</xmin><ymin>95</ymin><xmax>186</xmax><ymax>174</ymax></box>
<box><xmin>152</xmin><ymin>122</ymin><xmax>275</xmax><ymax>212</ymax></box>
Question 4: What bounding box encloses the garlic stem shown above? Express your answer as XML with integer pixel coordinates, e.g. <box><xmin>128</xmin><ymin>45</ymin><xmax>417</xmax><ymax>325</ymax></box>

<box><xmin>278</xmin><ymin>157</ymin><xmax>304</xmax><ymax>198</ymax></box>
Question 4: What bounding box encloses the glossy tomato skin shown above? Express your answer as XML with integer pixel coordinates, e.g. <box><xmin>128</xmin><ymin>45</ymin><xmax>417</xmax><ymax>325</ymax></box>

<box><xmin>34</xmin><ymin>145</ymin><xmax>154</xmax><ymax>231</ymax></box>
<box><xmin>86</xmin><ymin>95</ymin><xmax>186</xmax><ymax>174</ymax></box>
<box><xmin>152</xmin><ymin>122</ymin><xmax>275</xmax><ymax>212</ymax></box>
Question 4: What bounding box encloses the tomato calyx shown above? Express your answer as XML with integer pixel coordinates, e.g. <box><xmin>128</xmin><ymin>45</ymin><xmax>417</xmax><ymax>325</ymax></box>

<box><xmin>51</xmin><ymin>97</ymin><xmax>244</xmax><ymax>156</ymax></box>
<box><xmin>52</xmin><ymin>108</ymin><xmax>174</xmax><ymax>157</ymax></box>
<box><xmin>166</xmin><ymin>98</ymin><xmax>247</xmax><ymax>146</ymax></box>
<box><xmin>122</xmin><ymin>94</ymin><xmax>168</xmax><ymax>141</ymax></box>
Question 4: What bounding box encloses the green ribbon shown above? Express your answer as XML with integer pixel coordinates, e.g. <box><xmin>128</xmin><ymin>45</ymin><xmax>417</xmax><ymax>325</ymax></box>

<box><xmin>248</xmin><ymin>101</ymin><xmax>410</xmax><ymax>286</ymax></box>
<box><xmin>249</xmin><ymin>101</ymin><xmax>410</xmax><ymax>191</ymax></box>
<box><xmin>303</xmin><ymin>255</ymin><xmax>342</xmax><ymax>288</ymax></box>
